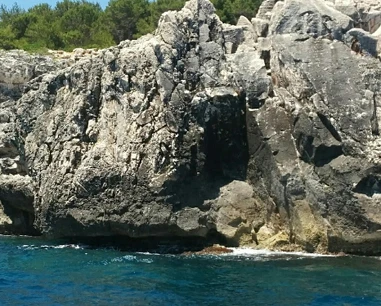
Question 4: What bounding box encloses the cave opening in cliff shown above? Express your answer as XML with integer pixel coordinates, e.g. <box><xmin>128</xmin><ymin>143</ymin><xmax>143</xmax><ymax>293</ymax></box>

<box><xmin>203</xmin><ymin>94</ymin><xmax>249</xmax><ymax>179</ymax></box>
<box><xmin>162</xmin><ymin>92</ymin><xmax>249</xmax><ymax>213</ymax></box>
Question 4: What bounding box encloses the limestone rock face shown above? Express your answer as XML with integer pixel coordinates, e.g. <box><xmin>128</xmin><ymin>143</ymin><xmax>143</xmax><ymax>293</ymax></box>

<box><xmin>328</xmin><ymin>0</ymin><xmax>381</xmax><ymax>33</ymax></box>
<box><xmin>270</xmin><ymin>0</ymin><xmax>353</xmax><ymax>39</ymax></box>
<box><xmin>0</xmin><ymin>51</ymin><xmax>68</xmax><ymax>233</ymax></box>
<box><xmin>0</xmin><ymin>50</ymin><xmax>69</xmax><ymax>103</ymax></box>
<box><xmin>15</xmin><ymin>0</ymin><xmax>267</xmax><ymax>243</ymax></box>
<box><xmin>3</xmin><ymin>0</ymin><xmax>381</xmax><ymax>254</ymax></box>
<box><xmin>253</xmin><ymin>0</ymin><xmax>381</xmax><ymax>254</ymax></box>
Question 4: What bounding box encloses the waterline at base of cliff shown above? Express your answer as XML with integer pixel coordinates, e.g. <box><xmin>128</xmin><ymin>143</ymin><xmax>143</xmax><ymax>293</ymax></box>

<box><xmin>1</xmin><ymin>236</ymin><xmax>380</xmax><ymax>305</ymax></box>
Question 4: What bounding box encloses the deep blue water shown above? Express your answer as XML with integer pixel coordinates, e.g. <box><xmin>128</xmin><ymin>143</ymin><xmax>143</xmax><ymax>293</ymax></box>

<box><xmin>0</xmin><ymin>236</ymin><xmax>381</xmax><ymax>305</ymax></box>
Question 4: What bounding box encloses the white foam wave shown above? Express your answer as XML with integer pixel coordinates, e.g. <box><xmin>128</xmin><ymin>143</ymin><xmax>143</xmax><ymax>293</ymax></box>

<box><xmin>103</xmin><ymin>254</ymin><xmax>154</xmax><ymax>265</ymax></box>
<box><xmin>18</xmin><ymin>244</ymin><xmax>87</xmax><ymax>250</ymax></box>
<box><xmin>226</xmin><ymin>247</ymin><xmax>337</xmax><ymax>258</ymax></box>
<box><xmin>122</xmin><ymin>255</ymin><xmax>154</xmax><ymax>263</ymax></box>
<box><xmin>135</xmin><ymin>252</ymin><xmax>162</xmax><ymax>256</ymax></box>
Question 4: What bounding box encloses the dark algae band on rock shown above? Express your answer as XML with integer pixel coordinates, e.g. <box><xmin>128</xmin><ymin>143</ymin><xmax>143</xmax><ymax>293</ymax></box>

<box><xmin>3</xmin><ymin>0</ymin><xmax>381</xmax><ymax>255</ymax></box>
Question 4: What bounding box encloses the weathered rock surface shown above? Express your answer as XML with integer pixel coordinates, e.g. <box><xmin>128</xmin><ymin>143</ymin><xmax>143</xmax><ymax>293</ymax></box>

<box><xmin>327</xmin><ymin>0</ymin><xmax>381</xmax><ymax>33</ymax></box>
<box><xmin>254</xmin><ymin>0</ymin><xmax>381</xmax><ymax>254</ymax></box>
<box><xmin>3</xmin><ymin>0</ymin><xmax>381</xmax><ymax>254</ymax></box>
<box><xmin>0</xmin><ymin>50</ymin><xmax>69</xmax><ymax>103</ymax></box>
<box><xmin>0</xmin><ymin>51</ymin><xmax>69</xmax><ymax>233</ymax></box>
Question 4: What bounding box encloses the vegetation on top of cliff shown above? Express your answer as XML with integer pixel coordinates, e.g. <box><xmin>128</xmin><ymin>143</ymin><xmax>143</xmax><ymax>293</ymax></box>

<box><xmin>0</xmin><ymin>0</ymin><xmax>262</xmax><ymax>52</ymax></box>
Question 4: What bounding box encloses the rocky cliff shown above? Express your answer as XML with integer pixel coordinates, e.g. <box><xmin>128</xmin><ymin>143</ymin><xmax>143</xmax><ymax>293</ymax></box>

<box><xmin>2</xmin><ymin>0</ymin><xmax>381</xmax><ymax>254</ymax></box>
<box><xmin>0</xmin><ymin>50</ymin><xmax>69</xmax><ymax>234</ymax></box>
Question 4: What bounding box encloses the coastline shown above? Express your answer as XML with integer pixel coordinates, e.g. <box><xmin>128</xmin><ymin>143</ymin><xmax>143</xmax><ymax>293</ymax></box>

<box><xmin>2</xmin><ymin>0</ymin><xmax>381</xmax><ymax>256</ymax></box>
<box><xmin>0</xmin><ymin>234</ymin><xmax>344</xmax><ymax>257</ymax></box>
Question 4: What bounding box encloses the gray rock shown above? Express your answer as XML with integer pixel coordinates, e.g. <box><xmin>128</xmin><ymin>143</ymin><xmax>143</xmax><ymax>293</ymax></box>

<box><xmin>3</xmin><ymin>0</ymin><xmax>381</xmax><ymax>255</ymax></box>
<box><xmin>222</xmin><ymin>24</ymin><xmax>245</xmax><ymax>54</ymax></box>
<box><xmin>257</xmin><ymin>0</ymin><xmax>280</xmax><ymax>20</ymax></box>
<box><xmin>347</xmin><ymin>28</ymin><xmax>379</xmax><ymax>56</ymax></box>
<box><xmin>210</xmin><ymin>180</ymin><xmax>267</xmax><ymax>246</ymax></box>
<box><xmin>270</xmin><ymin>0</ymin><xmax>353</xmax><ymax>39</ymax></box>
<box><xmin>10</xmin><ymin>0</ymin><xmax>255</xmax><ymax>244</ymax></box>
<box><xmin>0</xmin><ymin>50</ymin><xmax>68</xmax><ymax>103</ymax></box>
<box><xmin>0</xmin><ymin>51</ymin><xmax>70</xmax><ymax>235</ymax></box>
<box><xmin>251</xmin><ymin>18</ymin><xmax>270</xmax><ymax>37</ymax></box>
<box><xmin>0</xmin><ymin>175</ymin><xmax>36</xmax><ymax>234</ymax></box>
<box><xmin>331</xmin><ymin>0</ymin><xmax>360</xmax><ymax>21</ymax></box>
<box><xmin>328</xmin><ymin>0</ymin><xmax>381</xmax><ymax>32</ymax></box>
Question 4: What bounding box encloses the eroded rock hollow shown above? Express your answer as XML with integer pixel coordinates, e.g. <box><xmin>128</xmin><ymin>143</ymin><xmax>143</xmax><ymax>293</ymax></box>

<box><xmin>2</xmin><ymin>0</ymin><xmax>381</xmax><ymax>254</ymax></box>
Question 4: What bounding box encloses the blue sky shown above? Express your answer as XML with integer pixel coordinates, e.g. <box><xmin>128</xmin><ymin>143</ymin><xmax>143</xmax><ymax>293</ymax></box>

<box><xmin>1</xmin><ymin>0</ymin><xmax>109</xmax><ymax>10</ymax></box>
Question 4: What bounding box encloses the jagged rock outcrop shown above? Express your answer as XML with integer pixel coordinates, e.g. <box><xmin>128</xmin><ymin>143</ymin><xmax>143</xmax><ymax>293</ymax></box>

<box><xmin>0</xmin><ymin>50</ymin><xmax>68</xmax><ymax>103</ymax></box>
<box><xmin>327</xmin><ymin>0</ymin><xmax>381</xmax><ymax>33</ymax></box>
<box><xmin>0</xmin><ymin>50</ymin><xmax>69</xmax><ymax>234</ymax></box>
<box><xmin>3</xmin><ymin>0</ymin><xmax>381</xmax><ymax>254</ymax></box>
<box><xmin>252</xmin><ymin>0</ymin><xmax>381</xmax><ymax>254</ymax></box>
<box><xmin>15</xmin><ymin>0</ymin><xmax>265</xmax><ymax>243</ymax></box>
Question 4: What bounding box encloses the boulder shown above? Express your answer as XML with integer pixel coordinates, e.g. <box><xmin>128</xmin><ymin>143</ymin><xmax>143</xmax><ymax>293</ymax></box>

<box><xmin>251</xmin><ymin>18</ymin><xmax>270</xmax><ymax>37</ymax></box>
<box><xmin>269</xmin><ymin>0</ymin><xmax>353</xmax><ymax>39</ymax></box>
<box><xmin>347</xmin><ymin>28</ymin><xmax>379</xmax><ymax>56</ymax></box>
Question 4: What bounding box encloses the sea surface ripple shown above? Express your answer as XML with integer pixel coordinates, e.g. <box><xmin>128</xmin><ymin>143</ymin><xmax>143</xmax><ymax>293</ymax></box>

<box><xmin>0</xmin><ymin>236</ymin><xmax>380</xmax><ymax>305</ymax></box>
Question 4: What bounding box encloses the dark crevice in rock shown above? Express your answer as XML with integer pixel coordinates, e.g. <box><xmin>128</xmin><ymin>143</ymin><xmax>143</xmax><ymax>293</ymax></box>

<box><xmin>165</xmin><ymin>176</ymin><xmax>229</xmax><ymax>212</ymax></box>
<box><xmin>203</xmin><ymin>95</ymin><xmax>248</xmax><ymax>178</ymax></box>
<box><xmin>353</xmin><ymin>175</ymin><xmax>381</xmax><ymax>196</ymax></box>
<box><xmin>60</xmin><ymin>231</ymin><xmax>227</xmax><ymax>254</ymax></box>
<box><xmin>295</xmin><ymin>36</ymin><xmax>310</xmax><ymax>42</ymax></box>
<box><xmin>46</xmin><ymin>143</ymin><xmax>53</xmax><ymax>166</ymax></box>
<box><xmin>0</xmin><ymin>212</ymin><xmax>37</xmax><ymax>236</ymax></box>
<box><xmin>371</xmin><ymin>95</ymin><xmax>379</xmax><ymax>135</ymax></box>
<box><xmin>299</xmin><ymin>10</ymin><xmax>315</xmax><ymax>17</ymax></box>
<box><xmin>279</xmin><ymin>175</ymin><xmax>292</xmax><ymax>220</ymax></box>
<box><xmin>185</xmin><ymin>71</ymin><xmax>200</xmax><ymax>91</ymax></box>
<box><xmin>190</xmin><ymin>144</ymin><xmax>198</xmax><ymax>176</ymax></box>
<box><xmin>296</xmin><ymin>134</ymin><xmax>343</xmax><ymax>167</ymax></box>
<box><xmin>317</xmin><ymin>112</ymin><xmax>342</xmax><ymax>142</ymax></box>
<box><xmin>109</xmin><ymin>59</ymin><xmax>118</xmax><ymax>72</ymax></box>
<box><xmin>163</xmin><ymin>93</ymin><xmax>248</xmax><ymax>212</ymax></box>
<box><xmin>260</xmin><ymin>50</ymin><xmax>271</xmax><ymax>70</ymax></box>
<box><xmin>231</xmin><ymin>42</ymin><xmax>239</xmax><ymax>54</ymax></box>
<box><xmin>297</xmin><ymin>134</ymin><xmax>314</xmax><ymax>162</ymax></box>
<box><xmin>0</xmin><ymin>198</ymin><xmax>39</xmax><ymax>236</ymax></box>
<box><xmin>0</xmin><ymin>142</ymin><xmax>19</xmax><ymax>159</ymax></box>
<box><xmin>247</xmin><ymin>97</ymin><xmax>266</xmax><ymax>109</ymax></box>
<box><xmin>313</xmin><ymin>145</ymin><xmax>343</xmax><ymax>166</ymax></box>
<box><xmin>204</xmin><ymin>119</ymin><xmax>223</xmax><ymax>176</ymax></box>
<box><xmin>351</xmin><ymin>38</ymin><xmax>362</xmax><ymax>54</ymax></box>
<box><xmin>47</xmin><ymin>74</ymin><xmax>66</xmax><ymax>96</ymax></box>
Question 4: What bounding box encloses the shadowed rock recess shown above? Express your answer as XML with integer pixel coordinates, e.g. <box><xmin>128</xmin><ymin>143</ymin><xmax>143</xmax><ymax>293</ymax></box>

<box><xmin>3</xmin><ymin>0</ymin><xmax>381</xmax><ymax>254</ymax></box>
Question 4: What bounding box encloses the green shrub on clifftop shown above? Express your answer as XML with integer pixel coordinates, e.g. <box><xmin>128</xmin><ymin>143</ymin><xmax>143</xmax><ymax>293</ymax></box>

<box><xmin>0</xmin><ymin>0</ymin><xmax>263</xmax><ymax>52</ymax></box>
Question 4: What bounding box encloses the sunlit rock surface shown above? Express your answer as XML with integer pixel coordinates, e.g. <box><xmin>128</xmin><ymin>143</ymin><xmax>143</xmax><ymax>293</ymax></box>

<box><xmin>2</xmin><ymin>0</ymin><xmax>381</xmax><ymax>254</ymax></box>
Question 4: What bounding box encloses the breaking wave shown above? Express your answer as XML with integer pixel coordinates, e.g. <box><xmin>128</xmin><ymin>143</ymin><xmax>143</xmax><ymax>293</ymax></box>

<box><xmin>17</xmin><ymin>244</ymin><xmax>88</xmax><ymax>250</ymax></box>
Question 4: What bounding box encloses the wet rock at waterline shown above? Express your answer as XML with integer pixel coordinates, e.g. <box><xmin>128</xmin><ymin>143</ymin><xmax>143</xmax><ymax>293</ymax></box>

<box><xmin>2</xmin><ymin>0</ymin><xmax>381</xmax><ymax>255</ymax></box>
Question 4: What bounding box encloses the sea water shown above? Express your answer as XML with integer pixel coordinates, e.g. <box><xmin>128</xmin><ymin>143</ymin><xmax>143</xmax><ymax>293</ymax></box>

<box><xmin>0</xmin><ymin>236</ymin><xmax>381</xmax><ymax>305</ymax></box>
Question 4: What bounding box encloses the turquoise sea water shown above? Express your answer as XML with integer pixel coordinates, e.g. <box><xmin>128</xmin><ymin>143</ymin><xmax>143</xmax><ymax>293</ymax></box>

<box><xmin>0</xmin><ymin>236</ymin><xmax>381</xmax><ymax>305</ymax></box>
